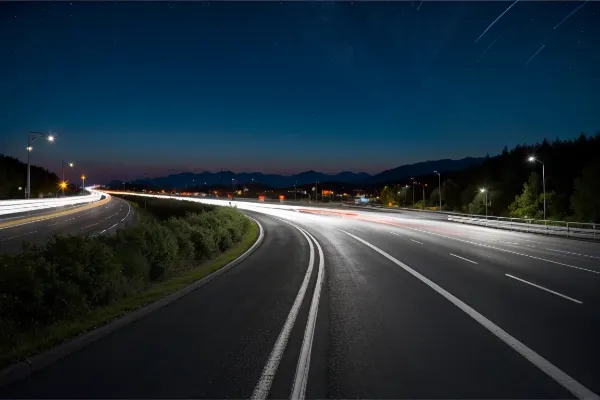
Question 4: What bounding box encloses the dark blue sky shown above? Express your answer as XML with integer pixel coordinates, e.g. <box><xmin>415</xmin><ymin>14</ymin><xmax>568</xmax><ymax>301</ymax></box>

<box><xmin>1</xmin><ymin>1</ymin><xmax>599</xmax><ymax>183</ymax></box>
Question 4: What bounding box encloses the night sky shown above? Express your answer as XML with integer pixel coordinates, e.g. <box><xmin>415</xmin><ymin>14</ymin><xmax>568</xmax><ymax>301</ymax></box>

<box><xmin>1</xmin><ymin>1</ymin><xmax>599</xmax><ymax>183</ymax></box>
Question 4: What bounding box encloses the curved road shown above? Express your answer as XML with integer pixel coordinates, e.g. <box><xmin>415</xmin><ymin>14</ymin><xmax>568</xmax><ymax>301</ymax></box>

<box><xmin>1</xmin><ymin>200</ymin><xmax>599</xmax><ymax>399</ymax></box>
<box><xmin>0</xmin><ymin>196</ymin><xmax>134</xmax><ymax>254</ymax></box>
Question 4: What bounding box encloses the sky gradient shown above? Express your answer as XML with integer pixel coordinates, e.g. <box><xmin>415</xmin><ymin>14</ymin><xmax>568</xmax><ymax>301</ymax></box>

<box><xmin>1</xmin><ymin>1</ymin><xmax>599</xmax><ymax>184</ymax></box>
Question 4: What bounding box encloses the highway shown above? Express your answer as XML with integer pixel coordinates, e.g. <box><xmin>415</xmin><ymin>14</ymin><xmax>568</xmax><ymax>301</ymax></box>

<box><xmin>1</xmin><ymin>199</ymin><xmax>599</xmax><ymax>399</ymax></box>
<box><xmin>0</xmin><ymin>196</ymin><xmax>134</xmax><ymax>254</ymax></box>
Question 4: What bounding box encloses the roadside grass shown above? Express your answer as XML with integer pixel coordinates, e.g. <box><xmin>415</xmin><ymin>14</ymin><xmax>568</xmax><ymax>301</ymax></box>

<box><xmin>0</xmin><ymin>220</ymin><xmax>258</xmax><ymax>370</ymax></box>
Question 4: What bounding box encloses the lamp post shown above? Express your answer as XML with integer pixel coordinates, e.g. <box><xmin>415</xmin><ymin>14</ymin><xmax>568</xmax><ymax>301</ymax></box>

<box><xmin>434</xmin><ymin>170</ymin><xmax>441</xmax><ymax>211</ymax></box>
<box><xmin>61</xmin><ymin>160</ymin><xmax>74</xmax><ymax>196</ymax></box>
<box><xmin>410</xmin><ymin>177</ymin><xmax>415</xmax><ymax>207</ymax></box>
<box><xmin>480</xmin><ymin>188</ymin><xmax>488</xmax><ymax>219</ymax></box>
<box><xmin>294</xmin><ymin>181</ymin><xmax>297</xmax><ymax>201</ymax></box>
<box><xmin>81</xmin><ymin>175</ymin><xmax>86</xmax><ymax>192</ymax></box>
<box><xmin>26</xmin><ymin>131</ymin><xmax>55</xmax><ymax>199</ymax></box>
<box><xmin>528</xmin><ymin>156</ymin><xmax>546</xmax><ymax>220</ymax></box>
<box><xmin>422</xmin><ymin>184</ymin><xmax>426</xmax><ymax>209</ymax></box>
<box><xmin>315</xmin><ymin>181</ymin><xmax>319</xmax><ymax>202</ymax></box>
<box><xmin>231</xmin><ymin>178</ymin><xmax>235</xmax><ymax>200</ymax></box>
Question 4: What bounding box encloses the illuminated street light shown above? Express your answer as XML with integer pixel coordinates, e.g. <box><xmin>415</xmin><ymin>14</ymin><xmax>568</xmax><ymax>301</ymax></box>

<box><xmin>26</xmin><ymin>131</ymin><xmax>56</xmax><ymax>199</ymax></box>
<box><xmin>527</xmin><ymin>156</ymin><xmax>546</xmax><ymax>220</ymax></box>
<box><xmin>480</xmin><ymin>188</ymin><xmax>488</xmax><ymax>219</ymax></box>
<box><xmin>61</xmin><ymin>160</ymin><xmax>75</xmax><ymax>195</ymax></box>
<box><xmin>81</xmin><ymin>175</ymin><xmax>86</xmax><ymax>191</ymax></box>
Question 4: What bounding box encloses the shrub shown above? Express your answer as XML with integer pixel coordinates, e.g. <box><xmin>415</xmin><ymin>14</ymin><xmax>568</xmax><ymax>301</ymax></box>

<box><xmin>0</xmin><ymin>198</ymin><xmax>252</xmax><ymax>349</ymax></box>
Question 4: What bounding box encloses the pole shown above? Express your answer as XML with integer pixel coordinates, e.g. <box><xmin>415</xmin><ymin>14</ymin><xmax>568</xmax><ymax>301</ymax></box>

<box><xmin>485</xmin><ymin>192</ymin><xmax>488</xmax><ymax>219</ymax></box>
<box><xmin>542</xmin><ymin>162</ymin><xmax>546</xmax><ymax>220</ymax></box>
<box><xmin>315</xmin><ymin>181</ymin><xmax>318</xmax><ymax>202</ymax></box>
<box><xmin>437</xmin><ymin>173</ymin><xmax>442</xmax><ymax>211</ymax></box>
<box><xmin>422</xmin><ymin>185</ymin><xmax>425</xmax><ymax>209</ymax></box>
<box><xmin>26</xmin><ymin>138</ymin><xmax>31</xmax><ymax>199</ymax></box>
<box><xmin>412</xmin><ymin>184</ymin><xmax>415</xmax><ymax>207</ymax></box>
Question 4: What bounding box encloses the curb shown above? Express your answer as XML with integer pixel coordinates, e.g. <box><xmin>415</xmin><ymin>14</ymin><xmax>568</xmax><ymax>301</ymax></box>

<box><xmin>0</xmin><ymin>216</ymin><xmax>264</xmax><ymax>388</ymax></box>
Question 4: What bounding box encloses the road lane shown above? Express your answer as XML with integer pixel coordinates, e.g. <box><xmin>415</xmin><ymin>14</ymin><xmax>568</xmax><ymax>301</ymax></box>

<box><xmin>0</xmin><ymin>213</ymin><xmax>316</xmax><ymax>399</ymax></box>
<box><xmin>306</xmin><ymin>213</ymin><xmax>600</xmax><ymax>396</ymax></box>
<box><xmin>0</xmin><ymin>196</ymin><xmax>134</xmax><ymax>253</ymax></box>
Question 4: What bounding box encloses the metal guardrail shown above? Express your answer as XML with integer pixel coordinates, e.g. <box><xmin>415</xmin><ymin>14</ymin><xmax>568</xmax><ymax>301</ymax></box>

<box><xmin>0</xmin><ymin>193</ymin><xmax>103</xmax><ymax>217</ymax></box>
<box><xmin>448</xmin><ymin>215</ymin><xmax>598</xmax><ymax>240</ymax></box>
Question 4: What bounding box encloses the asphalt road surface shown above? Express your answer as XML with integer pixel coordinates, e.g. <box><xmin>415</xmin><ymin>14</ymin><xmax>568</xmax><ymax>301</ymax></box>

<box><xmin>0</xmin><ymin>196</ymin><xmax>134</xmax><ymax>254</ymax></box>
<box><xmin>2</xmin><ymin>201</ymin><xmax>599</xmax><ymax>399</ymax></box>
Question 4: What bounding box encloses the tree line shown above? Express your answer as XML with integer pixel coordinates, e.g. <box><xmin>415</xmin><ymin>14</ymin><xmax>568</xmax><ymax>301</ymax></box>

<box><xmin>379</xmin><ymin>132</ymin><xmax>600</xmax><ymax>223</ymax></box>
<box><xmin>0</xmin><ymin>155</ymin><xmax>60</xmax><ymax>199</ymax></box>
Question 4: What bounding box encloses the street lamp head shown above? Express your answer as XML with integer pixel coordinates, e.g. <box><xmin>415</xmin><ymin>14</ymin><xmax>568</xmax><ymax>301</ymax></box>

<box><xmin>47</xmin><ymin>135</ymin><xmax>55</xmax><ymax>142</ymax></box>
<box><xmin>26</xmin><ymin>146</ymin><xmax>33</xmax><ymax>151</ymax></box>
<box><xmin>528</xmin><ymin>156</ymin><xmax>536</xmax><ymax>162</ymax></box>
<box><xmin>68</xmin><ymin>162</ymin><xmax>74</xmax><ymax>167</ymax></box>
<box><xmin>480</xmin><ymin>188</ymin><xmax>486</xmax><ymax>193</ymax></box>
<box><xmin>81</xmin><ymin>175</ymin><xmax>86</xmax><ymax>180</ymax></box>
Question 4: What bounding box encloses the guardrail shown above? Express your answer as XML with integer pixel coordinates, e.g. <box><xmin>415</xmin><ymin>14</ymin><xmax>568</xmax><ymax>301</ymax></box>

<box><xmin>0</xmin><ymin>193</ymin><xmax>104</xmax><ymax>217</ymax></box>
<box><xmin>448</xmin><ymin>215</ymin><xmax>598</xmax><ymax>240</ymax></box>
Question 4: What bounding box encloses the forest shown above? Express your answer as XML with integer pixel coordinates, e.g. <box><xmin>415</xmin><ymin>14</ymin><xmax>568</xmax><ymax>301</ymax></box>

<box><xmin>0</xmin><ymin>155</ymin><xmax>61</xmax><ymax>199</ymax></box>
<box><xmin>379</xmin><ymin>132</ymin><xmax>600</xmax><ymax>223</ymax></box>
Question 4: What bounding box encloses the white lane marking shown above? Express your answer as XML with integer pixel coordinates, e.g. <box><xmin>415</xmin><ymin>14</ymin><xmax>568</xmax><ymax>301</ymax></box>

<box><xmin>340</xmin><ymin>230</ymin><xmax>598</xmax><ymax>400</ymax></box>
<box><xmin>81</xmin><ymin>222</ymin><xmax>99</xmax><ymax>230</ymax></box>
<box><xmin>104</xmin><ymin>212</ymin><xmax>119</xmax><ymax>220</ymax></box>
<box><xmin>449</xmin><ymin>253</ymin><xmax>478</xmax><ymax>264</ymax></box>
<box><xmin>98</xmin><ymin>223</ymin><xmax>118</xmax><ymax>234</ymax></box>
<box><xmin>390</xmin><ymin>231</ymin><xmax>403</xmax><ymax>237</ymax></box>
<box><xmin>410</xmin><ymin>239</ymin><xmax>423</xmax><ymax>245</ymax></box>
<box><xmin>120</xmin><ymin>201</ymin><xmax>131</xmax><ymax>222</ymax></box>
<box><xmin>505</xmin><ymin>274</ymin><xmax>583</xmax><ymax>304</ymax></box>
<box><xmin>251</xmin><ymin>221</ymin><xmax>316</xmax><ymax>400</ymax></box>
<box><xmin>0</xmin><ymin>231</ymin><xmax>37</xmax><ymax>242</ymax></box>
<box><xmin>290</xmin><ymin>227</ymin><xmax>325</xmax><ymax>400</ymax></box>
<box><xmin>524</xmin><ymin>245</ymin><xmax>536</xmax><ymax>248</ymax></box>
<box><xmin>547</xmin><ymin>248</ymin><xmax>600</xmax><ymax>260</ymax></box>
<box><xmin>47</xmin><ymin>222</ymin><xmax>59</xmax><ymax>226</ymax></box>
<box><xmin>391</xmin><ymin>226</ymin><xmax>600</xmax><ymax>275</ymax></box>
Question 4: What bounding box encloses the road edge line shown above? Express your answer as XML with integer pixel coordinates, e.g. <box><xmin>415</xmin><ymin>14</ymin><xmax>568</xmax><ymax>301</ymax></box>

<box><xmin>251</xmin><ymin>218</ymin><xmax>316</xmax><ymax>400</ymax></box>
<box><xmin>0</xmin><ymin>216</ymin><xmax>264</xmax><ymax>389</ymax></box>
<box><xmin>290</xmin><ymin>227</ymin><xmax>325</xmax><ymax>400</ymax></box>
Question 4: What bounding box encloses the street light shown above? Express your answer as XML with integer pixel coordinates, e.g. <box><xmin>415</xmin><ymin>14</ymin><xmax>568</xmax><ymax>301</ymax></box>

<box><xmin>61</xmin><ymin>160</ymin><xmax>74</xmax><ymax>195</ymax></box>
<box><xmin>410</xmin><ymin>177</ymin><xmax>415</xmax><ymax>206</ymax></box>
<box><xmin>26</xmin><ymin>131</ymin><xmax>55</xmax><ymax>199</ymax></box>
<box><xmin>81</xmin><ymin>175</ymin><xmax>86</xmax><ymax>191</ymax></box>
<box><xmin>433</xmin><ymin>170</ymin><xmax>441</xmax><ymax>211</ymax></box>
<box><xmin>480</xmin><ymin>188</ymin><xmax>488</xmax><ymax>219</ymax></box>
<box><xmin>528</xmin><ymin>156</ymin><xmax>546</xmax><ymax>220</ymax></box>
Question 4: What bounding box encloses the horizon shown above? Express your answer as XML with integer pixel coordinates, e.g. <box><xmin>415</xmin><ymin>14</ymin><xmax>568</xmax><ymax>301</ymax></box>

<box><xmin>2</xmin><ymin>2</ymin><xmax>599</xmax><ymax>183</ymax></box>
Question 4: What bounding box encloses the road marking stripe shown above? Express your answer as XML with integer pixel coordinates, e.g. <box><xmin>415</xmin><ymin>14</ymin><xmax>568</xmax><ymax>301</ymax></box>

<box><xmin>251</xmin><ymin>221</ymin><xmax>316</xmax><ymax>400</ymax></box>
<box><xmin>546</xmin><ymin>248</ymin><xmax>600</xmax><ymax>260</ymax></box>
<box><xmin>340</xmin><ymin>230</ymin><xmax>598</xmax><ymax>400</ymax></box>
<box><xmin>505</xmin><ymin>274</ymin><xmax>582</xmax><ymax>304</ymax></box>
<box><xmin>0</xmin><ymin>231</ymin><xmax>37</xmax><ymax>242</ymax></box>
<box><xmin>81</xmin><ymin>222</ymin><xmax>99</xmax><ymax>230</ymax></box>
<box><xmin>524</xmin><ymin>244</ymin><xmax>536</xmax><ymax>248</ymax></box>
<box><xmin>390</xmin><ymin>231</ymin><xmax>403</xmax><ymax>237</ymax></box>
<box><xmin>410</xmin><ymin>239</ymin><xmax>423</xmax><ymax>244</ymax></box>
<box><xmin>290</xmin><ymin>227</ymin><xmax>325</xmax><ymax>400</ymax></box>
<box><xmin>390</xmin><ymin>225</ymin><xmax>600</xmax><ymax>275</ymax></box>
<box><xmin>449</xmin><ymin>253</ymin><xmax>478</xmax><ymax>264</ymax></box>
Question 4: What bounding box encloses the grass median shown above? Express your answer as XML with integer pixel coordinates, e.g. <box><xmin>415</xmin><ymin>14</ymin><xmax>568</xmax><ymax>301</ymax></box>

<box><xmin>0</xmin><ymin>197</ymin><xmax>259</xmax><ymax>369</ymax></box>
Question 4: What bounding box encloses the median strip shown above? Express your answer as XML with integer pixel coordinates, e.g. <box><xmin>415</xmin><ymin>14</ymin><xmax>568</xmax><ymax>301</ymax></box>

<box><xmin>0</xmin><ymin>196</ymin><xmax>262</xmax><ymax>387</ymax></box>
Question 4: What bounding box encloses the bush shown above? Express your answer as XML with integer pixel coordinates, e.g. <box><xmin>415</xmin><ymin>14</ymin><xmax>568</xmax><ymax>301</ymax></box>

<box><xmin>0</xmin><ymin>198</ymin><xmax>252</xmax><ymax>349</ymax></box>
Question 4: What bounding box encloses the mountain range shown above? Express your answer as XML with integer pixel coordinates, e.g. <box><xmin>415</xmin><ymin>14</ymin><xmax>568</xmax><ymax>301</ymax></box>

<box><xmin>108</xmin><ymin>157</ymin><xmax>484</xmax><ymax>189</ymax></box>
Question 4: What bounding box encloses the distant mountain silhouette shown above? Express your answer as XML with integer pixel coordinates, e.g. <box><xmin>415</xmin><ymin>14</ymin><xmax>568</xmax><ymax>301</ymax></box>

<box><xmin>106</xmin><ymin>158</ymin><xmax>484</xmax><ymax>189</ymax></box>
<box><xmin>367</xmin><ymin>157</ymin><xmax>485</xmax><ymax>183</ymax></box>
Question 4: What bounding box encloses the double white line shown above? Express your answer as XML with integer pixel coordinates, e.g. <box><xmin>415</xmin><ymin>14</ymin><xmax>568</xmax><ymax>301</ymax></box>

<box><xmin>251</xmin><ymin>219</ymin><xmax>325</xmax><ymax>400</ymax></box>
